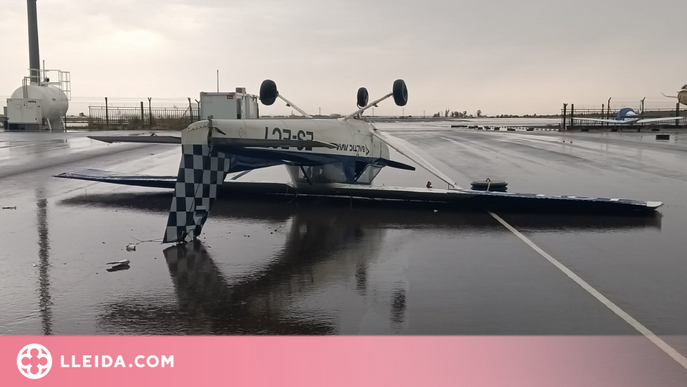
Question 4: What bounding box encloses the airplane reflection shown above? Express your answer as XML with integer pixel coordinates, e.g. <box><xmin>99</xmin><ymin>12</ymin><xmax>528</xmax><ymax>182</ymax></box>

<box><xmin>97</xmin><ymin>209</ymin><xmax>393</xmax><ymax>335</ymax></box>
<box><xmin>66</xmin><ymin>191</ymin><xmax>663</xmax><ymax>334</ymax></box>
<box><xmin>36</xmin><ymin>189</ymin><xmax>52</xmax><ymax>336</ymax></box>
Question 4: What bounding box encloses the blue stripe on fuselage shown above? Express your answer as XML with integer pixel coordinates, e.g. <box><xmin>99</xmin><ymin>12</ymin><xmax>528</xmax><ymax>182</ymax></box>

<box><xmin>225</xmin><ymin>150</ymin><xmax>388</xmax><ymax>184</ymax></box>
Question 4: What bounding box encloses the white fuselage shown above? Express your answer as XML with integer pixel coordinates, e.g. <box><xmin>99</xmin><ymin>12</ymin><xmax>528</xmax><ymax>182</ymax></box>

<box><xmin>182</xmin><ymin>118</ymin><xmax>391</xmax><ymax>186</ymax></box>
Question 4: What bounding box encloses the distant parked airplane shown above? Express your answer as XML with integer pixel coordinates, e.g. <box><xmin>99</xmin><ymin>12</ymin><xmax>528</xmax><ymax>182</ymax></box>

<box><xmin>575</xmin><ymin>107</ymin><xmax>682</xmax><ymax>125</ymax></box>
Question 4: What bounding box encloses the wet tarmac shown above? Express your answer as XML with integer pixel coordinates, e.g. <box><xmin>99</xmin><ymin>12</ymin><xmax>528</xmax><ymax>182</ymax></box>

<box><xmin>1</xmin><ymin>124</ymin><xmax>687</xmax><ymax>379</ymax></box>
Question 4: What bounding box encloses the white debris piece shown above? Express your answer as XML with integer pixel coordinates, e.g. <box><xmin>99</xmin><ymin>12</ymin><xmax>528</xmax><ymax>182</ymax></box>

<box><xmin>125</xmin><ymin>243</ymin><xmax>137</xmax><ymax>252</ymax></box>
<box><xmin>106</xmin><ymin>260</ymin><xmax>130</xmax><ymax>266</ymax></box>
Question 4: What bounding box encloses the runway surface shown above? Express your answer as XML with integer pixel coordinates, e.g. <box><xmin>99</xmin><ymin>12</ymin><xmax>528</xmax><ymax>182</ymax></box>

<box><xmin>1</xmin><ymin>124</ymin><xmax>687</xmax><ymax>383</ymax></box>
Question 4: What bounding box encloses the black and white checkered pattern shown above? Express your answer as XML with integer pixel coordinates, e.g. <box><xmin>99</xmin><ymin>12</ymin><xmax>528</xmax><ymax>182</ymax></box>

<box><xmin>163</xmin><ymin>144</ymin><xmax>231</xmax><ymax>243</ymax></box>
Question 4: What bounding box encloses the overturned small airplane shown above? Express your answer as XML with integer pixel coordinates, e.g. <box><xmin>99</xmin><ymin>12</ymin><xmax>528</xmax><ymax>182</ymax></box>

<box><xmin>56</xmin><ymin>80</ymin><xmax>662</xmax><ymax>243</ymax></box>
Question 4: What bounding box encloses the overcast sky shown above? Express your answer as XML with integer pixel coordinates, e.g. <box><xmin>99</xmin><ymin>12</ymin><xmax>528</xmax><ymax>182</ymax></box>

<box><xmin>1</xmin><ymin>0</ymin><xmax>686</xmax><ymax>116</ymax></box>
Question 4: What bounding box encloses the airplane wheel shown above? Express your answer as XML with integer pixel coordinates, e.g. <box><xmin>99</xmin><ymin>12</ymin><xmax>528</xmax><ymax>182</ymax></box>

<box><xmin>357</xmin><ymin>87</ymin><xmax>369</xmax><ymax>107</ymax></box>
<box><xmin>260</xmin><ymin>80</ymin><xmax>278</xmax><ymax>106</ymax></box>
<box><xmin>393</xmin><ymin>79</ymin><xmax>408</xmax><ymax>106</ymax></box>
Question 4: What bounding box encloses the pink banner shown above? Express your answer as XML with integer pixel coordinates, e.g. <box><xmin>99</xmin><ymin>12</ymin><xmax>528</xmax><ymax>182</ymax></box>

<box><xmin>1</xmin><ymin>336</ymin><xmax>686</xmax><ymax>386</ymax></box>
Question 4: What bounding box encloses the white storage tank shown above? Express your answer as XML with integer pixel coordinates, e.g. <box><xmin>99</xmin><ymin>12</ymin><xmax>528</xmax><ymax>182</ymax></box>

<box><xmin>7</xmin><ymin>83</ymin><xmax>69</xmax><ymax>130</ymax></box>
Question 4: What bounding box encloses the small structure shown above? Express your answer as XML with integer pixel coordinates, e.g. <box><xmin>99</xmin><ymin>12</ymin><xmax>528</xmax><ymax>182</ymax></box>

<box><xmin>5</xmin><ymin>0</ymin><xmax>71</xmax><ymax>131</ymax></box>
<box><xmin>198</xmin><ymin>88</ymin><xmax>259</xmax><ymax>120</ymax></box>
<box><xmin>6</xmin><ymin>70</ymin><xmax>71</xmax><ymax>131</ymax></box>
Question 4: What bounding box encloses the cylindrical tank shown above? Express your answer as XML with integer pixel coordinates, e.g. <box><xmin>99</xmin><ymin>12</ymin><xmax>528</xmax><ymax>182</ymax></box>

<box><xmin>10</xmin><ymin>84</ymin><xmax>69</xmax><ymax>122</ymax></box>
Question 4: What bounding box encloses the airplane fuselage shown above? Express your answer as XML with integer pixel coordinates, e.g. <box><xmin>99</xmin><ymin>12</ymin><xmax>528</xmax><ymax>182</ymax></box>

<box><xmin>613</xmin><ymin>118</ymin><xmax>641</xmax><ymax>124</ymax></box>
<box><xmin>183</xmin><ymin>118</ymin><xmax>391</xmax><ymax>186</ymax></box>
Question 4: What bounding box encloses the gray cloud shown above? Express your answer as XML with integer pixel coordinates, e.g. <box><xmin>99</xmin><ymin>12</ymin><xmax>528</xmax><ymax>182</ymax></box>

<box><xmin>1</xmin><ymin>0</ymin><xmax>686</xmax><ymax>116</ymax></box>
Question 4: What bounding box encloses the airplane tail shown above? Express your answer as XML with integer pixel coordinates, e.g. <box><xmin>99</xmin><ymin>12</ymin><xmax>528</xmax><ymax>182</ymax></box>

<box><xmin>163</xmin><ymin>144</ymin><xmax>232</xmax><ymax>243</ymax></box>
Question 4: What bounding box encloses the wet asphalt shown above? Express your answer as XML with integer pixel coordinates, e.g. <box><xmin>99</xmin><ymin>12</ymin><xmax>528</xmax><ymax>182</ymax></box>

<box><xmin>1</xmin><ymin>123</ymin><xmax>687</xmax><ymax>382</ymax></box>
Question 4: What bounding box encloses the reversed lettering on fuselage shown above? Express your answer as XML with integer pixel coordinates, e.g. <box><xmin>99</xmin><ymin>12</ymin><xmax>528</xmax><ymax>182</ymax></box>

<box><xmin>331</xmin><ymin>143</ymin><xmax>370</xmax><ymax>156</ymax></box>
<box><xmin>262</xmin><ymin>126</ymin><xmax>370</xmax><ymax>155</ymax></box>
<box><xmin>264</xmin><ymin>127</ymin><xmax>315</xmax><ymax>150</ymax></box>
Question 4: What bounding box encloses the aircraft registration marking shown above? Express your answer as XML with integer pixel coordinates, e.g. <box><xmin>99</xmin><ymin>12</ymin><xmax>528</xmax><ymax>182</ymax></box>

<box><xmin>264</xmin><ymin>127</ymin><xmax>315</xmax><ymax>150</ymax></box>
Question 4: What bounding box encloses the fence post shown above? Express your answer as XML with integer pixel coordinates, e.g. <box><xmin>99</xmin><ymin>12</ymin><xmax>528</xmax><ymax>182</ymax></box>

<box><xmin>140</xmin><ymin>101</ymin><xmax>145</xmax><ymax>129</ymax></box>
<box><xmin>188</xmin><ymin>98</ymin><xmax>193</xmax><ymax>123</ymax></box>
<box><xmin>105</xmin><ymin>97</ymin><xmax>109</xmax><ymax>127</ymax></box>
<box><xmin>148</xmin><ymin>97</ymin><xmax>153</xmax><ymax>128</ymax></box>
<box><xmin>562</xmin><ymin>103</ymin><xmax>567</xmax><ymax>131</ymax></box>
<box><xmin>677</xmin><ymin>103</ymin><xmax>681</xmax><ymax>127</ymax></box>
<box><xmin>570</xmin><ymin>104</ymin><xmax>575</xmax><ymax>128</ymax></box>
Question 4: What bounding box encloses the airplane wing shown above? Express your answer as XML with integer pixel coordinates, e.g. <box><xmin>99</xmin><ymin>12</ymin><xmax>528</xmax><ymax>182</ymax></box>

<box><xmin>89</xmin><ymin>135</ymin><xmax>181</xmax><ymax>144</ymax></box>
<box><xmin>53</xmin><ymin>170</ymin><xmax>662</xmax><ymax>213</ymax></box>
<box><xmin>55</xmin><ymin>169</ymin><xmax>177</xmax><ymax>189</ymax></box>
<box><xmin>573</xmin><ymin>118</ymin><xmax>628</xmax><ymax>124</ymax></box>
<box><xmin>89</xmin><ymin>134</ymin><xmax>337</xmax><ymax>149</ymax></box>
<box><xmin>312</xmin><ymin>184</ymin><xmax>662</xmax><ymax>212</ymax></box>
<box><xmin>636</xmin><ymin>117</ymin><xmax>683</xmax><ymax>124</ymax></box>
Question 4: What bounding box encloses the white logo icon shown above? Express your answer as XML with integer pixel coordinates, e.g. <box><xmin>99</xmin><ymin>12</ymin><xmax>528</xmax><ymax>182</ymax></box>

<box><xmin>17</xmin><ymin>344</ymin><xmax>52</xmax><ymax>379</ymax></box>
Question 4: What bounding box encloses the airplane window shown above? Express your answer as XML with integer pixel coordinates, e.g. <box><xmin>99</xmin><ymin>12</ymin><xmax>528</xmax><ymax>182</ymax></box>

<box><xmin>355</xmin><ymin>165</ymin><xmax>382</xmax><ymax>184</ymax></box>
<box><xmin>288</xmin><ymin>163</ymin><xmax>348</xmax><ymax>184</ymax></box>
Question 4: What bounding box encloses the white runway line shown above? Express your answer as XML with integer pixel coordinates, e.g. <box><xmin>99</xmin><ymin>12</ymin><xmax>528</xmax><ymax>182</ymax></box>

<box><xmin>489</xmin><ymin>211</ymin><xmax>687</xmax><ymax>371</ymax></box>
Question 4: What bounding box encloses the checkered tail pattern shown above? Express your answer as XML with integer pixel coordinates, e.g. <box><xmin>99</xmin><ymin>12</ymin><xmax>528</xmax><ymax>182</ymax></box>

<box><xmin>163</xmin><ymin>144</ymin><xmax>231</xmax><ymax>243</ymax></box>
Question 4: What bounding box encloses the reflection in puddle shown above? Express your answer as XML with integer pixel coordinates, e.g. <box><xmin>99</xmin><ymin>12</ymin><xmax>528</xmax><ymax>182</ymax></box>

<box><xmin>59</xmin><ymin>192</ymin><xmax>662</xmax><ymax>335</ymax></box>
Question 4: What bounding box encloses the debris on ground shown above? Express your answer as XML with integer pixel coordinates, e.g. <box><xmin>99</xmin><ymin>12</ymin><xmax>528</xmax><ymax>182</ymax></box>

<box><xmin>106</xmin><ymin>264</ymin><xmax>130</xmax><ymax>273</ymax></box>
<box><xmin>125</xmin><ymin>243</ymin><xmax>137</xmax><ymax>252</ymax></box>
<box><xmin>106</xmin><ymin>259</ymin><xmax>130</xmax><ymax>266</ymax></box>
<box><xmin>106</xmin><ymin>259</ymin><xmax>131</xmax><ymax>272</ymax></box>
<box><xmin>2</xmin><ymin>206</ymin><xmax>17</xmax><ymax>210</ymax></box>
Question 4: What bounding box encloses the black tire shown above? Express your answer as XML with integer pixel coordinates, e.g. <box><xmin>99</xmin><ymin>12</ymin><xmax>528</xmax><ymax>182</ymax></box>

<box><xmin>393</xmin><ymin>79</ymin><xmax>408</xmax><ymax>106</ymax></box>
<box><xmin>259</xmin><ymin>79</ymin><xmax>278</xmax><ymax>106</ymax></box>
<box><xmin>357</xmin><ymin>87</ymin><xmax>369</xmax><ymax>107</ymax></box>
